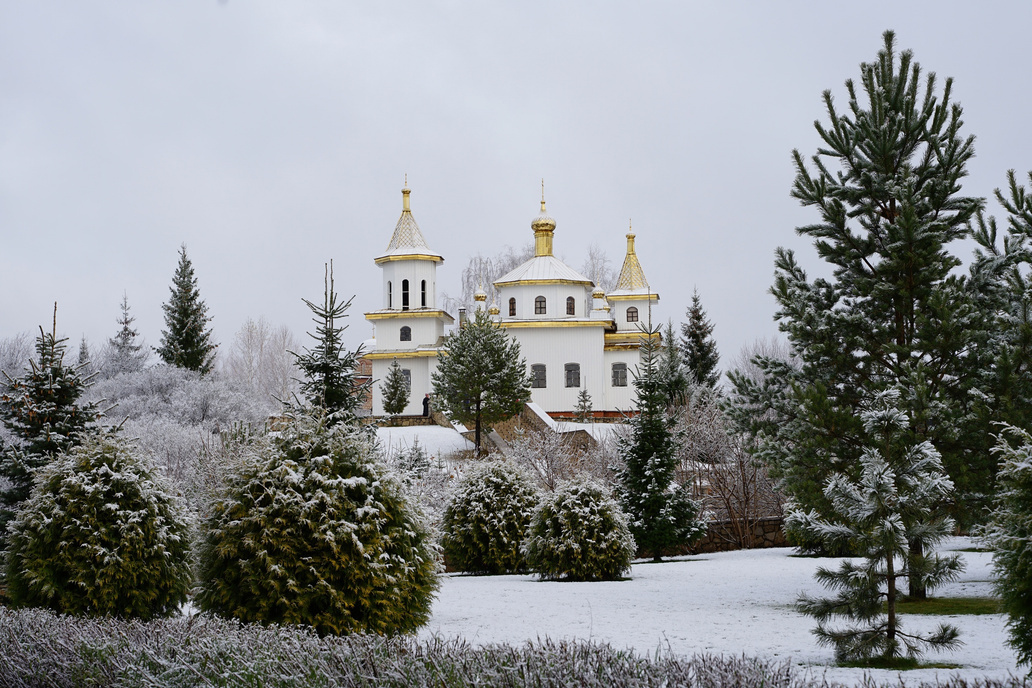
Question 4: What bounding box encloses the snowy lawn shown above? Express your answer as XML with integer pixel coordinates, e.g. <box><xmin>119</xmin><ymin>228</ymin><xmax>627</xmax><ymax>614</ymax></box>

<box><xmin>376</xmin><ymin>425</ymin><xmax>473</xmax><ymax>459</ymax></box>
<box><xmin>421</xmin><ymin>537</ymin><xmax>1019</xmax><ymax>686</ymax></box>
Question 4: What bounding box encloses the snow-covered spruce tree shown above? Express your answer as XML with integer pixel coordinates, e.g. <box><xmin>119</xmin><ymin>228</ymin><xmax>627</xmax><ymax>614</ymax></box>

<box><xmin>981</xmin><ymin>426</ymin><xmax>1032</xmax><ymax>673</ymax></box>
<box><xmin>574</xmin><ymin>389</ymin><xmax>593</xmax><ymax>423</ymax></box>
<box><xmin>0</xmin><ymin>313</ymin><xmax>100</xmax><ymax>544</ymax></box>
<box><xmin>105</xmin><ymin>292</ymin><xmax>148</xmax><ymax>376</ymax></box>
<box><xmin>155</xmin><ymin>244</ymin><xmax>216</xmax><ymax>374</ymax></box>
<box><xmin>616</xmin><ymin>325</ymin><xmax>706</xmax><ymax>561</ymax></box>
<box><xmin>432</xmin><ymin>309</ymin><xmax>531</xmax><ymax>456</ymax></box>
<box><xmin>5</xmin><ymin>434</ymin><xmax>192</xmax><ymax>620</ymax></box>
<box><xmin>793</xmin><ymin>391</ymin><xmax>963</xmax><ymax>664</ymax></box>
<box><xmin>729</xmin><ymin>33</ymin><xmax>990</xmax><ymax>567</ymax></box>
<box><xmin>197</xmin><ymin>411</ymin><xmax>438</xmax><ymax>635</ymax></box>
<box><xmin>660</xmin><ymin>320</ymin><xmax>690</xmax><ymax>407</ymax></box>
<box><xmin>523</xmin><ymin>479</ymin><xmax>635</xmax><ymax>581</ymax></box>
<box><xmin>680</xmin><ymin>289</ymin><xmax>720</xmax><ymax>388</ymax></box>
<box><xmin>381</xmin><ymin>358</ymin><xmax>410</xmax><ymax>419</ymax></box>
<box><xmin>291</xmin><ymin>262</ymin><xmax>367</xmax><ymax>424</ymax></box>
<box><xmin>441</xmin><ymin>461</ymin><xmax>539</xmax><ymax>574</ymax></box>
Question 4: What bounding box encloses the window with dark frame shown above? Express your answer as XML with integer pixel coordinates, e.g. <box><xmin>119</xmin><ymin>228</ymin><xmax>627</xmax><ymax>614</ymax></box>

<box><xmin>388</xmin><ymin>281</ymin><xmax>392</xmax><ymax>309</ymax></box>
<box><xmin>402</xmin><ymin>279</ymin><xmax>410</xmax><ymax>311</ymax></box>
<box><xmin>565</xmin><ymin>363</ymin><xmax>580</xmax><ymax>388</ymax></box>
<box><xmin>421</xmin><ymin>280</ymin><xmax>427</xmax><ymax>308</ymax></box>
<box><xmin>535</xmin><ymin>296</ymin><xmax>546</xmax><ymax>314</ymax></box>
<box><xmin>401</xmin><ymin>369</ymin><xmax>411</xmax><ymax>394</ymax></box>
<box><xmin>566</xmin><ymin>296</ymin><xmax>575</xmax><ymax>315</ymax></box>
<box><xmin>612</xmin><ymin>362</ymin><xmax>627</xmax><ymax>387</ymax></box>
<box><xmin>400</xmin><ymin>326</ymin><xmax>412</xmax><ymax>342</ymax></box>
<box><xmin>509</xmin><ymin>298</ymin><xmax>516</xmax><ymax>317</ymax></box>
<box><xmin>531</xmin><ymin>364</ymin><xmax>546</xmax><ymax>388</ymax></box>
<box><xmin>626</xmin><ymin>306</ymin><xmax>638</xmax><ymax>322</ymax></box>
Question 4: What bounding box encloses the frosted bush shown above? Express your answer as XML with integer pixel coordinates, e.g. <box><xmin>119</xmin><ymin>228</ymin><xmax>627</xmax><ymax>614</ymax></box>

<box><xmin>524</xmin><ymin>479</ymin><xmax>636</xmax><ymax>581</ymax></box>
<box><xmin>197</xmin><ymin>412</ymin><xmax>439</xmax><ymax>636</ymax></box>
<box><xmin>5</xmin><ymin>434</ymin><xmax>192</xmax><ymax>620</ymax></box>
<box><xmin>441</xmin><ymin>461</ymin><xmax>539</xmax><ymax>574</ymax></box>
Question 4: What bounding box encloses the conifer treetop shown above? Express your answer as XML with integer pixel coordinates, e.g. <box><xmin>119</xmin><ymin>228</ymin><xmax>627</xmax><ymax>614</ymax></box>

<box><xmin>155</xmin><ymin>244</ymin><xmax>216</xmax><ymax>374</ymax></box>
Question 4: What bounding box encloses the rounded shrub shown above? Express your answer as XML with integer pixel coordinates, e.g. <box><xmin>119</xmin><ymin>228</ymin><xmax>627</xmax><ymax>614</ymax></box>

<box><xmin>441</xmin><ymin>461</ymin><xmax>539</xmax><ymax>574</ymax></box>
<box><xmin>524</xmin><ymin>479</ymin><xmax>636</xmax><ymax>581</ymax></box>
<box><xmin>5</xmin><ymin>434</ymin><xmax>192</xmax><ymax>620</ymax></box>
<box><xmin>196</xmin><ymin>413</ymin><xmax>439</xmax><ymax>636</ymax></box>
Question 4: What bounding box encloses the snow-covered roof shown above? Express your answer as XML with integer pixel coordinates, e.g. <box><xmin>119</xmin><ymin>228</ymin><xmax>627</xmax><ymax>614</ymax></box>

<box><xmin>494</xmin><ymin>255</ymin><xmax>594</xmax><ymax>287</ymax></box>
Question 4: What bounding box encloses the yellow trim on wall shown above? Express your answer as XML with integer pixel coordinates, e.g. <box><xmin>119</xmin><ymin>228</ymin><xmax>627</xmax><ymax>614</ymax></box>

<box><xmin>604</xmin><ymin>332</ymin><xmax>661</xmax><ymax>344</ymax></box>
<box><xmin>606</xmin><ymin>293</ymin><xmax>660</xmax><ymax>302</ymax></box>
<box><xmin>374</xmin><ymin>253</ymin><xmax>444</xmax><ymax>264</ymax></box>
<box><xmin>363</xmin><ymin>350</ymin><xmax>441</xmax><ymax>360</ymax></box>
<box><xmin>365</xmin><ymin>309</ymin><xmax>455</xmax><ymax>321</ymax></box>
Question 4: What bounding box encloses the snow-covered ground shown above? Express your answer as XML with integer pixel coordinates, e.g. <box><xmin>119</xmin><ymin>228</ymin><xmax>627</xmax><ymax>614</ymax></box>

<box><xmin>421</xmin><ymin>537</ymin><xmax>1020</xmax><ymax>686</ymax></box>
<box><xmin>376</xmin><ymin>425</ymin><xmax>473</xmax><ymax>459</ymax></box>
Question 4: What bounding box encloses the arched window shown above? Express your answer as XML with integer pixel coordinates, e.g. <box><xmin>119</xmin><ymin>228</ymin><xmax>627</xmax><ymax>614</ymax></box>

<box><xmin>400</xmin><ymin>326</ymin><xmax>412</xmax><ymax>342</ymax></box>
<box><xmin>566</xmin><ymin>296</ymin><xmax>575</xmax><ymax>315</ymax></box>
<box><xmin>612</xmin><ymin>362</ymin><xmax>627</xmax><ymax>387</ymax></box>
<box><xmin>421</xmin><ymin>280</ymin><xmax>427</xmax><ymax>308</ymax></box>
<box><xmin>387</xmin><ymin>281</ymin><xmax>392</xmax><ymax>309</ymax></box>
<box><xmin>531</xmin><ymin>364</ymin><xmax>546</xmax><ymax>388</ymax></box>
<box><xmin>401</xmin><ymin>369</ymin><xmax>412</xmax><ymax>394</ymax></box>
<box><xmin>535</xmin><ymin>296</ymin><xmax>546</xmax><ymax>315</ymax></box>
<box><xmin>509</xmin><ymin>298</ymin><xmax>516</xmax><ymax>317</ymax></box>
<box><xmin>626</xmin><ymin>306</ymin><xmax>638</xmax><ymax>323</ymax></box>
<box><xmin>565</xmin><ymin>363</ymin><xmax>580</xmax><ymax>388</ymax></box>
<box><xmin>402</xmin><ymin>280</ymin><xmax>410</xmax><ymax>311</ymax></box>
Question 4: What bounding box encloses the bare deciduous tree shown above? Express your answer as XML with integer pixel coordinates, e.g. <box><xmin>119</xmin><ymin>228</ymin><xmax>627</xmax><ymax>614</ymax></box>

<box><xmin>221</xmin><ymin>317</ymin><xmax>301</xmax><ymax>409</ymax></box>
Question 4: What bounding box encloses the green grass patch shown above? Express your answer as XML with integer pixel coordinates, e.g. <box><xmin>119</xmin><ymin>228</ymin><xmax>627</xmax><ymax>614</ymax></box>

<box><xmin>887</xmin><ymin>596</ymin><xmax>1000</xmax><ymax>615</ymax></box>
<box><xmin>839</xmin><ymin>656</ymin><xmax>961</xmax><ymax>670</ymax></box>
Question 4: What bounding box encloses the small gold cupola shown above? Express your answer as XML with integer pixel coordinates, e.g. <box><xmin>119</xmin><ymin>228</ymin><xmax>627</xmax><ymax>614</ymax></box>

<box><xmin>532</xmin><ymin>180</ymin><xmax>556</xmax><ymax>257</ymax></box>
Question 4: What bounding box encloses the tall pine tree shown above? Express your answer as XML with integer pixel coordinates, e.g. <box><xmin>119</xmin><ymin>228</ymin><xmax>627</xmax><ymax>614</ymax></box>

<box><xmin>728</xmin><ymin>33</ymin><xmax>988</xmax><ymax>573</ymax></box>
<box><xmin>291</xmin><ymin>261</ymin><xmax>367</xmax><ymax>425</ymax></box>
<box><xmin>0</xmin><ymin>306</ymin><xmax>101</xmax><ymax>544</ymax></box>
<box><xmin>156</xmin><ymin>244</ymin><xmax>216</xmax><ymax>374</ymax></box>
<box><xmin>107</xmin><ymin>293</ymin><xmax>148</xmax><ymax>375</ymax></box>
<box><xmin>431</xmin><ymin>310</ymin><xmax>530</xmax><ymax>456</ymax></box>
<box><xmin>680</xmin><ymin>289</ymin><xmax>720</xmax><ymax>387</ymax></box>
<box><xmin>616</xmin><ymin>324</ymin><xmax>705</xmax><ymax>560</ymax></box>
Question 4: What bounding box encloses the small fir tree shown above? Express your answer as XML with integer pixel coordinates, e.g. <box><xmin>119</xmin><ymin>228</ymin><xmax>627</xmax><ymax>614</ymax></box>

<box><xmin>616</xmin><ymin>325</ymin><xmax>706</xmax><ymax>561</ymax></box>
<box><xmin>381</xmin><ymin>358</ymin><xmax>410</xmax><ymax>418</ymax></box>
<box><xmin>0</xmin><ymin>309</ymin><xmax>100</xmax><ymax>543</ymax></box>
<box><xmin>680</xmin><ymin>289</ymin><xmax>720</xmax><ymax>387</ymax></box>
<box><xmin>156</xmin><ymin>244</ymin><xmax>216</xmax><ymax>374</ymax></box>
<box><xmin>524</xmin><ymin>479</ymin><xmax>636</xmax><ymax>581</ymax></box>
<box><xmin>432</xmin><ymin>310</ymin><xmax>531</xmax><ymax>456</ymax></box>
<box><xmin>197</xmin><ymin>411</ymin><xmax>438</xmax><ymax>635</ymax></box>
<box><xmin>660</xmin><ymin>320</ymin><xmax>690</xmax><ymax>407</ymax></box>
<box><xmin>574</xmin><ymin>389</ymin><xmax>593</xmax><ymax>423</ymax></box>
<box><xmin>107</xmin><ymin>293</ymin><xmax>148</xmax><ymax>375</ymax></box>
<box><xmin>5</xmin><ymin>434</ymin><xmax>192</xmax><ymax>620</ymax></box>
<box><xmin>76</xmin><ymin>336</ymin><xmax>94</xmax><ymax>380</ymax></box>
<box><xmin>441</xmin><ymin>461</ymin><xmax>539</xmax><ymax>574</ymax></box>
<box><xmin>981</xmin><ymin>426</ymin><xmax>1032</xmax><ymax>673</ymax></box>
<box><xmin>792</xmin><ymin>391</ymin><xmax>963</xmax><ymax>664</ymax></box>
<box><xmin>291</xmin><ymin>262</ymin><xmax>366</xmax><ymax>424</ymax></box>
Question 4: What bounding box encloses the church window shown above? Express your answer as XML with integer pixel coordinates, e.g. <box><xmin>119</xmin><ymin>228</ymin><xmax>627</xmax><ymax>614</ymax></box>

<box><xmin>566</xmin><ymin>296</ymin><xmax>575</xmax><ymax>315</ymax></box>
<box><xmin>400</xmin><ymin>326</ymin><xmax>411</xmax><ymax>342</ymax></box>
<box><xmin>565</xmin><ymin>363</ymin><xmax>580</xmax><ymax>388</ymax></box>
<box><xmin>612</xmin><ymin>363</ymin><xmax>627</xmax><ymax>387</ymax></box>
<box><xmin>531</xmin><ymin>364</ymin><xmax>546</xmax><ymax>388</ymax></box>
<box><xmin>509</xmin><ymin>298</ymin><xmax>516</xmax><ymax>317</ymax></box>
<box><xmin>421</xmin><ymin>280</ymin><xmax>427</xmax><ymax>308</ymax></box>
<box><xmin>402</xmin><ymin>368</ymin><xmax>411</xmax><ymax>394</ymax></box>
<box><xmin>388</xmin><ymin>281</ymin><xmax>392</xmax><ymax>309</ymax></box>
<box><xmin>402</xmin><ymin>280</ymin><xmax>410</xmax><ymax>311</ymax></box>
<box><xmin>535</xmin><ymin>296</ymin><xmax>546</xmax><ymax>314</ymax></box>
<box><xmin>626</xmin><ymin>306</ymin><xmax>638</xmax><ymax>323</ymax></box>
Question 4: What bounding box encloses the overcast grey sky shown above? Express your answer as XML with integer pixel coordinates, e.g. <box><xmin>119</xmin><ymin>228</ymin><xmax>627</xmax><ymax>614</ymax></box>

<box><xmin>2</xmin><ymin>2</ymin><xmax>1031</xmax><ymax>369</ymax></box>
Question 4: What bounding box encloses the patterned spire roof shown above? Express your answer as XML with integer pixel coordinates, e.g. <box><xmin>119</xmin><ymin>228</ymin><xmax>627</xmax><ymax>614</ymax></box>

<box><xmin>614</xmin><ymin>231</ymin><xmax>649</xmax><ymax>292</ymax></box>
<box><xmin>377</xmin><ymin>184</ymin><xmax>442</xmax><ymax>262</ymax></box>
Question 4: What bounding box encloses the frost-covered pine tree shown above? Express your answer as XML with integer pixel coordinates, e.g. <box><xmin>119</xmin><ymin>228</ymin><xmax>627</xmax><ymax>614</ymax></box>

<box><xmin>380</xmin><ymin>358</ymin><xmax>410</xmax><ymax>418</ymax></box>
<box><xmin>981</xmin><ymin>426</ymin><xmax>1032</xmax><ymax>673</ymax></box>
<box><xmin>197</xmin><ymin>411</ymin><xmax>438</xmax><ymax>635</ymax></box>
<box><xmin>0</xmin><ymin>310</ymin><xmax>101</xmax><ymax>544</ymax></box>
<box><xmin>616</xmin><ymin>324</ymin><xmax>706</xmax><ymax>561</ymax></box>
<box><xmin>291</xmin><ymin>262</ymin><xmax>367</xmax><ymax>425</ymax></box>
<box><xmin>106</xmin><ymin>293</ymin><xmax>148</xmax><ymax>375</ymax></box>
<box><xmin>432</xmin><ymin>309</ymin><xmax>531</xmax><ymax>456</ymax></box>
<box><xmin>156</xmin><ymin>244</ymin><xmax>216</xmax><ymax>374</ymax></box>
<box><xmin>441</xmin><ymin>461</ymin><xmax>539</xmax><ymax>574</ymax></box>
<box><xmin>5</xmin><ymin>434</ymin><xmax>192</xmax><ymax>620</ymax></box>
<box><xmin>793</xmin><ymin>390</ymin><xmax>963</xmax><ymax>663</ymax></box>
<box><xmin>660</xmin><ymin>320</ymin><xmax>689</xmax><ymax>407</ymax></box>
<box><xmin>574</xmin><ymin>389</ymin><xmax>593</xmax><ymax>423</ymax></box>
<box><xmin>680</xmin><ymin>289</ymin><xmax>720</xmax><ymax>388</ymax></box>
<box><xmin>524</xmin><ymin>479</ymin><xmax>636</xmax><ymax>581</ymax></box>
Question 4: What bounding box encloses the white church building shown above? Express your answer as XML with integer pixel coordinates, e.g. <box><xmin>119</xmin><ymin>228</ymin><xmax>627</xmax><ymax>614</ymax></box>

<box><xmin>363</xmin><ymin>184</ymin><xmax>659</xmax><ymax>419</ymax></box>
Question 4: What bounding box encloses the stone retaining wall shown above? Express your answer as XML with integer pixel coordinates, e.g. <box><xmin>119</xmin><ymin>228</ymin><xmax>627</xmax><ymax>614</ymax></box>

<box><xmin>687</xmin><ymin>517</ymin><xmax>787</xmax><ymax>554</ymax></box>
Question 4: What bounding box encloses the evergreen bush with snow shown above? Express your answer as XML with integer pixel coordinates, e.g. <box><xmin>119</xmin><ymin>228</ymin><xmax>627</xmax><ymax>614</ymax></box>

<box><xmin>196</xmin><ymin>412</ymin><xmax>438</xmax><ymax>636</ymax></box>
<box><xmin>5</xmin><ymin>434</ymin><xmax>192</xmax><ymax>620</ymax></box>
<box><xmin>524</xmin><ymin>479</ymin><xmax>635</xmax><ymax>581</ymax></box>
<box><xmin>441</xmin><ymin>461</ymin><xmax>538</xmax><ymax>574</ymax></box>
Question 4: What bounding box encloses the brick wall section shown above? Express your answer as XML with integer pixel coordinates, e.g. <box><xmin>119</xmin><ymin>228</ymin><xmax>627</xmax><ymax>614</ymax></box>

<box><xmin>381</xmin><ymin>415</ymin><xmax>437</xmax><ymax>427</ymax></box>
